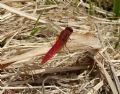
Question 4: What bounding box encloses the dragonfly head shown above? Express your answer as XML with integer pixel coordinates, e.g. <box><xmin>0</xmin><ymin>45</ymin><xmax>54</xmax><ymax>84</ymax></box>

<box><xmin>65</xmin><ymin>27</ymin><xmax>73</xmax><ymax>33</ymax></box>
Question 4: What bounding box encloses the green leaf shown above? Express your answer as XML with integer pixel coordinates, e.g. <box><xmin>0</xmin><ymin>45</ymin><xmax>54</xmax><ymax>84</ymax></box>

<box><xmin>30</xmin><ymin>13</ymin><xmax>42</xmax><ymax>36</ymax></box>
<box><xmin>88</xmin><ymin>0</ymin><xmax>95</xmax><ymax>15</ymax></box>
<box><xmin>30</xmin><ymin>28</ymin><xmax>40</xmax><ymax>36</ymax></box>
<box><xmin>113</xmin><ymin>0</ymin><xmax>120</xmax><ymax>19</ymax></box>
<box><xmin>115</xmin><ymin>34</ymin><xmax>120</xmax><ymax>49</ymax></box>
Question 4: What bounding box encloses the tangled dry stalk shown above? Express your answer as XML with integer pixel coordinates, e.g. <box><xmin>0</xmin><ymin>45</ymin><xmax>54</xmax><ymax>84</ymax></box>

<box><xmin>0</xmin><ymin>0</ymin><xmax>120</xmax><ymax>94</ymax></box>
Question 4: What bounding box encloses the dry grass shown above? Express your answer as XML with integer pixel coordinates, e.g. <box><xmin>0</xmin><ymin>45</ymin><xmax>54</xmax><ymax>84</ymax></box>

<box><xmin>0</xmin><ymin>0</ymin><xmax>120</xmax><ymax>94</ymax></box>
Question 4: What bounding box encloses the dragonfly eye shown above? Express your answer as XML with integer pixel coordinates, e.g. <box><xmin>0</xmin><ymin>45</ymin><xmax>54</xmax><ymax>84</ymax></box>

<box><xmin>65</xmin><ymin>27</ymin><xmax>73</xmax><ymax>33</ymax></box>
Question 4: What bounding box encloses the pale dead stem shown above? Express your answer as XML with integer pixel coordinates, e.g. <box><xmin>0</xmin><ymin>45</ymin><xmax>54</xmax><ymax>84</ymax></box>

<box><xmin>0</xmin><ymin>85</ymin><xmax>64</xmax><ymax>90</ymax></box>
<box><xmin>95</xmin><ymin>24</ymin><xmax>120</xmax><ymax>94</ymax></box>
<box><xmin>78</xmin><ymin>0</ymin><xmax>113</xmax><ymax>16</ymax></box>
<box><xmin>3</xmin><ymin>31</ymin><xmax>18</xmax><ymax>47</ymax></box>
<box><xmin>0</xmin><ymin>12</ymin><xmax>12</xmax><ymax>21</ymax></box>
<box><xmin>0</xmin><ymin>74</ymin><xmax>18</xmax><ymax>94</ymax></box>
<box><xmin>95</xmin><ymin>57</ymin><xmax>118</xmax><ymax>94</ymax></box>
<box><xmin>27</xmin><ymin>5</ymin><xmax>58</xmax><ymax>12</ymax></box>
<box><xmin>42</xmin><ymin>76</ymin><xmax>66</xmax><ymax>94</ymax></box>
<box><xmin>0</xmin><ymin>3</ymin><xmax>47</xmax><ymax>23</ymax></box>
<box><xmin>0</xmin><ymin>1</ymin><xmax>119</xmax><ymax>94</ymax></box>
<box><xmin>1</xmin><ymin>77</ymin><xmax>66</xmax><ymax>94</ymax></box>
<box><xmin>87</xmin><ymin>80</ymin><xmax>103</xmax><ymax>94</ymax></box>
<box><xmin>24</xmin><ymin>66</ymin><xmax>87</xmax><ymax>75</ymax></box>
<box><xmin>99</xmin><ymin>49</ymin><xmax>120</xmax><ymax>94</ymax></box>
<box><xmin>95</xmin><ymin>30</ymin><xmax>118</xmax><ymax>94</ymax></box>
<box><xmin>77</xmin><ymin>78</ymin><xmax>100</xmax><ymax>93</ymax></box>
<box><xmin>0</xmin><ymin>0</ymin><xmax>31</xmax><ymax>3</ymax></box>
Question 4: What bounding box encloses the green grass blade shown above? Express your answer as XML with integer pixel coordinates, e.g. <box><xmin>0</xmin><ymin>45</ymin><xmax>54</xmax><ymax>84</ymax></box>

<box><xmin>88</xmin><ymin>0</ymin><xmax>95</xmax><ymax>15</ymax></box>
<box><xmin>30</xmin><ymin>13</ymin><xmax>42</xmax><ymax>36</ymax></box>
<box><xmin>115</xmin><ymin>33</ymin><xmax>120</xmax><ymax>49</ymax></box>
<box><xmin>113</xmin><ymin>0</ymin><xmax>120</xmax><ymax>19</ymax></box>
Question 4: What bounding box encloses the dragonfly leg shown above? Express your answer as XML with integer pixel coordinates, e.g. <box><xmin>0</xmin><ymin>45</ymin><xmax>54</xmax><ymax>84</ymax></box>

<box><xmin>64</xmin><ymin>44</ymin><xmax>70</xmax><ymax>54</ymax></box>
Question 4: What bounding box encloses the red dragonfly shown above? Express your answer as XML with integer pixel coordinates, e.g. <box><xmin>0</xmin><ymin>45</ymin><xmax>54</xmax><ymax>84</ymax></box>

<box><xmin>41</xmin><ymin>27</ymin><xmax>73</xmax><ymax>64</ymax></box>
